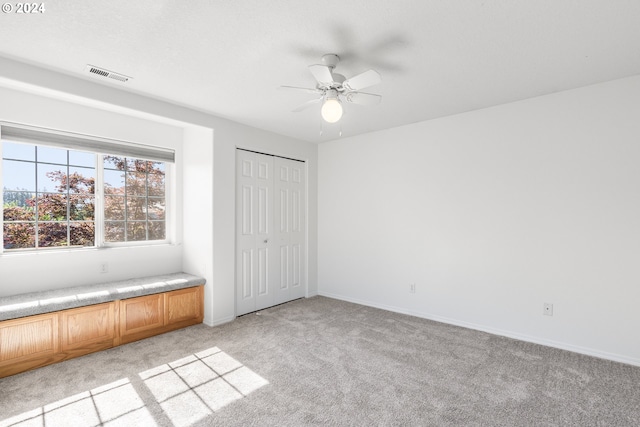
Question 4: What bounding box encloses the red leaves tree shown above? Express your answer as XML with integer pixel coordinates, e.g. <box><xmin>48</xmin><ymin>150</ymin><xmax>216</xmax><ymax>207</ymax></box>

<box><xmin>3</xmin><ymin>171</ymin><xmax>95</xmax><ymax>249</ymax></box>
<box><xmin>103</xmin><ymin>157</ymin><xmax>165</xmax><ymax>242</ymax></box>
<box><xmin>3</xmin><ymin>155</ymin><xmax>165</xmax><ymax>250</ymax></box>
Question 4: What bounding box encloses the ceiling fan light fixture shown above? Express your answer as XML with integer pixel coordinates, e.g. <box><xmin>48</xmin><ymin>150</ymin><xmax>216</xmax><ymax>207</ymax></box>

<box><xmin>281</xmin><ymin>54</ymin><xmax>381</xmax><ymax>128</ymax></box>
<box><xmin>321</xmin><ymin>91</ymin><xmax>343</xmax><ymax>123</ymax></box>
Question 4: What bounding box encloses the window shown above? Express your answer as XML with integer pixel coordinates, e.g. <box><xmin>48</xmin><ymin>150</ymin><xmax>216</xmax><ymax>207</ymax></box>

<box><xmin>1</xmin><ymin>124</ymin><xmax>174</xmax><ymax>252</ymax></box>
<box><xmin>3</xmin><ymin>142</ymin><xmax>96</xmax><ymax>249</ymax></box>
<box><xmin>103</xmin><ymin>156</ymin><xmax>166</xmax><ymax>243</ymax></box>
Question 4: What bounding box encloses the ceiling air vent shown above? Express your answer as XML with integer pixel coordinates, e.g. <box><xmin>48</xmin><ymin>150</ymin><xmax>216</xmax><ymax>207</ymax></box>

<box><xmin>85</xmin><ymin>65</ymin><xmax>131</xmax><ymax>83</ymax></box>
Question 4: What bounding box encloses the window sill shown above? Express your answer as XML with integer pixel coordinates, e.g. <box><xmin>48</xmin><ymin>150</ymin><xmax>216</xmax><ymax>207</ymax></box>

<box><xmin>0</xmin><ymin>242</ymin><xmax>178</xmax><ymax>257</ymax></box>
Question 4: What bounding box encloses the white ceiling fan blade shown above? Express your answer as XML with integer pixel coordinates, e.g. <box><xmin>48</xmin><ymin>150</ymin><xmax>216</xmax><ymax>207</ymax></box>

<box><xmin>342</xmin><ymin>69</ymin><xmax>381</xmax><ymax>91</ymax></box>
<box><xmin>279</xmin><ymin>85</ymin><xmax>320</xmax><ymax>94</ymax></box>
<box><xmin>344</xmin><ymin>92</ymin><xmax>382</xmax><ymax>106</ymax></box>
<box><xmin>292</xmin><ymin>98</ymin><xmax>322</xmax><ymax>112</ymax></box>
<box><xmin>308</xmin><ymin>64</ymin><xmax>334</xmax><ymax>87</ymax></box>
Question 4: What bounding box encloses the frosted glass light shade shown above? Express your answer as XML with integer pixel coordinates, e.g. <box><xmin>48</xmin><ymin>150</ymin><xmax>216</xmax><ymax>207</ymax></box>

<box><xmin>321</xmin><ymin>98</ymin><xmax>343</xmax><ymax>123</ymax></box>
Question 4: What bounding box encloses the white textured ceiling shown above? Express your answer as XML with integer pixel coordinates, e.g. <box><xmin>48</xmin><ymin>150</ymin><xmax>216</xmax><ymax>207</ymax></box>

<box><xmin>1</xmin><ymin>1</ymin><xmax>639</xmax><ymax>143</ymax></box>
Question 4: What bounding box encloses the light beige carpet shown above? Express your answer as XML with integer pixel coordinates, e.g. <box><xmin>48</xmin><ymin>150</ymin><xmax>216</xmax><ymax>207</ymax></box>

<box><xmin>1</xmin><ymin>296</ymin><xmax>639</xmax><ymax>426</ymax></box>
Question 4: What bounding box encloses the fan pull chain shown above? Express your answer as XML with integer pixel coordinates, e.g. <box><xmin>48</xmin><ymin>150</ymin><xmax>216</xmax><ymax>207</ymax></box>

<box><xmin>319</xmin><ymin>118</ymin><xmax>324</xmax><ymax>136</ymax></box>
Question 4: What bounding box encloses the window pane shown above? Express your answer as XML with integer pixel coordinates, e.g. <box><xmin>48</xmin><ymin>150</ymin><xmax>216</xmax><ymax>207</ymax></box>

<box><xmin>70</xmin><ymin>222</ymin><xmax>95</xmax><ymax>246</ymax></box>
<box><xmin>104</xmin><ymin>170</ymin><xmax>125</xmax><ymax>194</ymax></box>
<box><xmin>126</xmin><ymin>158</ymin><xmax>140</xmax><ymax>172</ymax></box>
<box><xmin>69</xmin><ymin>167</ymin><xmax>95</xmax><ymax>194</ymax></box>
<box><xmin>69</xmin><ymin>150</ymin><xmax>94</xmax><ymax>167</ymax></box>
<box><xmin>126</xmin><ymin>172</ymin><xmax>147</xmax><ymax>196</ymax></box>
<box><xmin>103</xmin><ymin>155</ymin><xmax>126</xmax><ymax>171</ymax></box>
<box><xmin>37</xmin><ymin>146</ymin><xmax>67</xmax><ymax>165</ymax></box>
<box><xmin>148</xmin><ymin>198</ymin><xmax>165</xmax><ymax>220</ymax></box>
<box><xmin>38</xmin><ymin>222</ymin><xmax>68</xmax><ymax>247</ymax></box>
<box><xmin>148</xmin><ymin>172</ymin><xmax>165</xmax><ymax>196</ymax></box>
<box><xmin>105</xmin><ymin>221</ymin><xmax>125</xmax><ymax>242</ymax></box>
<box><xmin>3</xmin><ymin>142</ymin><xmax>35</xmax><ymax>161</ymax></box>
<box><xmin>4</xmin><ymin>222</ymin><xmax>35</xmax><ymax>249</ymax></box>
<box><xmin>3</xmin><ymin>159</ymin><xmax>35</xmax><ymax>191</ymax></box>
<box><xmin>127</xmin><ymin>197</ymin><xmax>147</xmax><ymax>220</ymax></box>
<box><xmin>3</xmin><ymin>191</ymin><xmax>36</xmax><ymax>221</ymax></box>
<box><xmin>150</xmin><ymin>162</ymin><xmax>165</xmax><ymax>173</ymax></box>
<box><xmin>149</xmin><ymin>221</ymin><xmax>165</xmax><ymax>240</ymax></box>
<box><xmin>69</xmin><ymin>195</ymin><xmax>94</xmax><ymax>220</ymax></box>
<box><xmin>37</xmin><ymin>163</ymin><xmax>67</xmax><ymax>193</ymax></box>
<box><xmin>38</xmin><ymin>193</ymin><xmax>67</xmax><ymax>221</ymax></box>
<box><xmin>127</xmin><ymin>222</ymin><xmax>147</xmax><ymax>241</ymax></box>
<box><xmin>104</xmin><ymin>195</ymin><xmax>125</xmax><ymax>220</ymax></box>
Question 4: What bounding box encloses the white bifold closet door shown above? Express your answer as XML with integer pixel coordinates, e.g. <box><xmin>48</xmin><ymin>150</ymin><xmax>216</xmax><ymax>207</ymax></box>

<box><xmin>236</xmin><ymin>149</ymin><xmax>306</xmax><ymax>316</ymax></box>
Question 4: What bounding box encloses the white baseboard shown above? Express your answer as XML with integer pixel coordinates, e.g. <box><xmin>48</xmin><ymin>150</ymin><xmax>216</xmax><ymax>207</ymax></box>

<box><xmin>203</xmin><ymin>315</ymin><xmax>235</xmax><ymax>327</ymax></box>
<box><xmin>317</xmin><ymin>291</ymin><xmax>640</xmax><ymax>367</ymax></box>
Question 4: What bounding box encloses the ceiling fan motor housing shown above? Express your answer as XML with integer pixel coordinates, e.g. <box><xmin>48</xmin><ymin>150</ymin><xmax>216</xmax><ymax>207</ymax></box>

<box><xmin>325</xmin><ymin>89</ymin><xmax>340</xmax><ymax>100</ymax></box>
<box><xmin>321</xmin><ymin>54</ymin><xmax>340</xmax><ymax>69</ymax></box>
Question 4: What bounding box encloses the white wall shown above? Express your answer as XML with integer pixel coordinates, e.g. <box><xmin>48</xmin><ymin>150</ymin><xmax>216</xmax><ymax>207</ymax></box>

<box><xmin>208</xmin><ymin>119</ymin><xmax>319</xmax><ymax>325</ymax></box>
<box><xmin>182</xmin><ymin>126</ymin><xmax>214</xmax><ymax>323</ymax></box>
<box><xmin>0</xmin><ymin>57</ymin><xmax>318</xmax><ymax>327</ymax></box>
<box><xmin>0</xmin><ymin>86</ymin><xmax>184</xmax><ymax>296</ymax></box>
<box><xmin>318</xmin><ymin>75</ymin><xmax>640</xmax><ymax>366</ymax></box>
<box><xmin>183</xmin><ymin>119</ymin><xmax>318</xmax><ymax>326</ymax></box>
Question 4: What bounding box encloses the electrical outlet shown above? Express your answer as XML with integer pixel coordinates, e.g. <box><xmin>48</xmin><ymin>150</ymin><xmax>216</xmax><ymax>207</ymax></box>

<box><xmin>543</xmin><ymin>303</ymin><xmax>553</xmax><ymax>316</ymax></box>
<box><xmin>100</xmin><ymin>262</ymin><xmax>109</xmax><ymax>274</ymax></box>
<box><xmin>410</xmin><ymin>283</ymin><xmax>416</xmax><ymax>294</ymax></box>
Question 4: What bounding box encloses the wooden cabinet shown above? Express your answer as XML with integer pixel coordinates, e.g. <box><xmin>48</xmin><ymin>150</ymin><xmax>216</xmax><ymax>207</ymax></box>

<box><xmin>120</xmin><ymin>293</ymin><xmax>165</xmax><ymax>344</ymax></box>
<box><xmin>0</xmin><ymin>312</ymin><xmax>60</xmax><ymax>377</ymax></box>
<box><xmin>60</xmin><ymin>302</ymin><xmax>117</xmax><ymax>353</ymax></box>
<box><xmin>166</xmin><ymin>286</ymin><xmax>203</xmax><ymax>326</ymax></box>
<box><xmin>119</xmin><ymin>287</ymin><xmax>204</xmax><ymax>344</ymax></box>
<box><xmin>0</xmin><ymin>285</ymin><xmax>204</xmax><ymax>378</ymax></box>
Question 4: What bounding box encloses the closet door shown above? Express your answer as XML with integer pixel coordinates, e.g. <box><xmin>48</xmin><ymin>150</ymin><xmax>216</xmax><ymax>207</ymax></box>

<box><xmin>236</xmin><ymin>151</ymin><xmax>276</xmax><ymax>316</ymax></box>
<box><xmin>236</xmin><ymin>149</ymin><xmax>306</xmax><ymax>316</ymax></box>
<box><xmin>274</xmin><ymin>157</ymin><xmax>306</xmax><ymax>304</ymax></box>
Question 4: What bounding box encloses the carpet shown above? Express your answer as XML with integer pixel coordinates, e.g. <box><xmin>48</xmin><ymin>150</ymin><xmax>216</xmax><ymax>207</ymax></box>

<box><xmin>0</xmin><ymin>296</ymin><xmax>638</xmax><ymax>426</ymax></box>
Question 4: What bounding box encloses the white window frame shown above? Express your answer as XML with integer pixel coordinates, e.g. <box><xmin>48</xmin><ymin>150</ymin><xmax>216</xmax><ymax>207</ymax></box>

<box><xmin>98</xmin><ymin>155</ymin><xmax>174</xmax><ymax>249</ymax></box>
<box><xmin>1</xmin><ymin>122</ymin><xmax>175</xmax><ymax>254</ymax></box>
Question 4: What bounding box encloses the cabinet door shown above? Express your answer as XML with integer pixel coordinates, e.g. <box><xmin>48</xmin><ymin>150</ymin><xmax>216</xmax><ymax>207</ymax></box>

<box><xmin>60</xmin><ymin>302</ymin><xmax>116</xmax><ymax>352</ymax></box>
<box><xmin>119</xmin><ymin>293</ymin><xmax>165</xmax><ymax>342</ymax></box>
<box><xmin>0</xmin><ymin>313</ymin><xmax>59</xmax><ymax>375</ymax></box>
<box><xmin>166</xmin><ymin>286</ymin><xmax>203</xmax><ymax>326</ymax></box>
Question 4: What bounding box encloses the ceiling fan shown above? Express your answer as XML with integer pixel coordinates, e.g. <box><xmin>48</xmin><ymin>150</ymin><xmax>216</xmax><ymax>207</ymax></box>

<box><xmin>280</xmin><ymin>54</ymin><xmax>382</xmax><ymax>123</ymax></box>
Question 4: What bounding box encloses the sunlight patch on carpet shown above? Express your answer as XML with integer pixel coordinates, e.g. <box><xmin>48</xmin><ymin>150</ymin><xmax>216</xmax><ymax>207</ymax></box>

<box><xmin>139</xmin><ymin>346</ymin><xmax>269</xmax><ymax>427</ymax></box>
<box><xmin>0</xmin><ymin>377</ymin><xmax>154</xmax><ymax>427</ymax></box>
<box><xmin>0</xmin><ymin>347</ymin><xmax>268</xmax><ymax>427</ymax></box>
